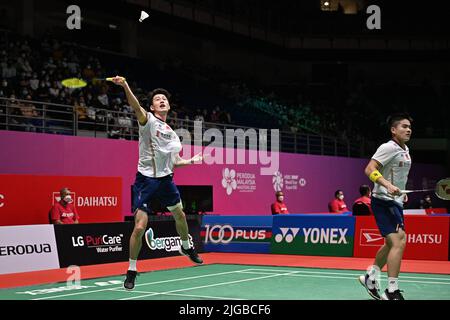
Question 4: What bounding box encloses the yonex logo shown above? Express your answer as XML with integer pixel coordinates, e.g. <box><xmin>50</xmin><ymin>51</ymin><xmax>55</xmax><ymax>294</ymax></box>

<box><xmin>303</xmin><ymin>228</ymin><xmax>348</xmax><ymax>244</ymax></box>
<box><xmin>274</xmin><ymin>228</ymin><xmax>299</xmax><ymax>243</ymax></box>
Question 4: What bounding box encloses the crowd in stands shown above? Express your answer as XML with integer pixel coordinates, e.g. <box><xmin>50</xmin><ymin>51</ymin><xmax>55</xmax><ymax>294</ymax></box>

<box><xmin>0</xmin><ymin>32</ymin><xmax>235</xmax><ymax>139</ymax></box>
<box><xmin>0</xmin><ymin>30</ymin><xmax>447</xmax><ymax>144</ymax></box>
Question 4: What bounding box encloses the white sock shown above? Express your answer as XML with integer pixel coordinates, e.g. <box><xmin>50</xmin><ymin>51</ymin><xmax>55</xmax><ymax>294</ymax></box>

<box><xmin>128</xmin><ymin>259</ymin><xmax>137</xmax><ymax>271</ymax></box>
<box><xmin>388</xmin><ymin>277</ymin><xmax>398</xmax><ymax>293</ymax></box>
<box><xmin>182</xmin><ymin>240</ymin><xmax>191</xmax><ymax>250</ymax></box>
<box><xmin>365</xmin><ymin>265</ymin><xmax>380</xmax><ymax>289</ymax></box>
<box><xmin>366</xmin><ymin>265</ymin><xmax>378</xmax><ymax>280</ymax></box>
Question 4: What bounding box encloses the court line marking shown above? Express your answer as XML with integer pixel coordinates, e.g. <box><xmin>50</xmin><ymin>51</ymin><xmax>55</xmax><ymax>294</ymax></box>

<box><xmin>119</xmin><ymin>270</ymin><xmax>301</xmax><ymax>300</ymax></box>
<box><xmin>25</xmin><ymin>266</ymin><xmax>450</xmax><ymax>300</ymax></box>
<box><xmin>111</xmin><ymin>288</ymin><xmax>243</xmax><ymax>300</ymax></box>
<box><xmin>244</xmin><ymin>268</ymin><xmax>450</xmax><ymax>281</ymax></box>
<box><xmin>239</xmin><ymin>271</ymin><xmax>450</xmax><ymax>285</ymax></box>
<box><xmin>31</xmin><ymin>268</ymin><xmax>253</xmax><ymax>300</ymax></box>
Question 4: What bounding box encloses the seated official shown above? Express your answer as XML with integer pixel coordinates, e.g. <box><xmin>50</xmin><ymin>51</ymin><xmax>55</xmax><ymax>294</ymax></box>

<box><xmin>352</xmin><ymin>184</ymin><xmax>374</xmax><ymax>216</ymax></box>
<box><xmin>50</xmin><ymin>187</ymin><xmax>79</xmax><ymax>224</ymax></box>
<box><xmin>271</xmin><ymin>191</ymin><xmax>289</xmax><ymax>215</ymax></box>
<box><xmin>328</xmin><ymin>189</ymin><xmax>348</xmax><ymax>213</ymax></box>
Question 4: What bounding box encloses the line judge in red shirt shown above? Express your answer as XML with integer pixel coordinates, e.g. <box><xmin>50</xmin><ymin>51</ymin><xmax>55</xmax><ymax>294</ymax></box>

<box><xmin>352</xmin><ymin>184</ymin><xmax>374</xmax><ymax>216</ymax></box>
<box><xmin>328</xmin><ymin>189</ymin><xmax>348</xmax><ymax>213</ymax></box>
<box><xmin>271</xmin><ymin>191</ymin><xmax>289</xmax><ymax>215</ymax></box>
<box><xmin>50</xmin><ymin>187</ymin><xmax>79</xmax><ymax>224</ymax></box>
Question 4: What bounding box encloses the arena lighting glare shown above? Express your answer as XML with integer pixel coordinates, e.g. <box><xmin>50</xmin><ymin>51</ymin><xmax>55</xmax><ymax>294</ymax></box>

<box><xmin>320</xmin><ymin>0</ymin><xmax>338</xmax><ymax>11</ymax></box>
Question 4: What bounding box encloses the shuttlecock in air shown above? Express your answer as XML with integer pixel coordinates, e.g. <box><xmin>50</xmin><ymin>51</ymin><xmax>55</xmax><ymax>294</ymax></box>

<box><xmin>139</xmin><ymin>10</ymin><xmax>149</xmax><ymax>22</ymax></box>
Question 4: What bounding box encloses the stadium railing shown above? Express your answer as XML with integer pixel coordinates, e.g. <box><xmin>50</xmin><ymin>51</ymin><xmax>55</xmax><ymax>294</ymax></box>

<box><xmin>0</xmin><ymin>97</ymin><xmax>364</xmax><ymax>157</ymax></box>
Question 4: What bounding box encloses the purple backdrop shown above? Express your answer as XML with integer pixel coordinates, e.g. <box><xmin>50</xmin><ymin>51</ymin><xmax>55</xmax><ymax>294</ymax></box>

<box><xmin>0</xmin><ymin>131</ymin><xmax>446</xmax><ymax>218</ymax></box>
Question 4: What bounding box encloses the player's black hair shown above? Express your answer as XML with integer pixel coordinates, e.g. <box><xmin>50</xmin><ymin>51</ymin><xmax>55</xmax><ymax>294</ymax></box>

<box><xmin>334</xmin><ymin>189</ymin><xmax>343</xmax><ymax>197</ymax></box>
<box><xmin>149</xmin><ymin>88</ymin><xmax>171</xmax><ymax>104</ymax></box>
<box><xmin>359</xmin><ymin>184</ymin><xmax>371</xmax><ymax>196</ymax></box>
<box><xmin>59</xmin><ymin>187</ymin><xmax>70</xmax><ymax>195</ymax></box>
<box><xmin>386</xmin><ymin>112</ymin><xmax>413</xmax><ymax>129</ymax></box>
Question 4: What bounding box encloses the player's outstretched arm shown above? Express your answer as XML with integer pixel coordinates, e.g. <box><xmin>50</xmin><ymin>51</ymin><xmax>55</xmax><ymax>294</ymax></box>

<box><xmin>110</xmin><ymin>76</ymin><xmax>147</xmax><ymax>125</ymax></box>
<box><xmin>173</xmin><ymin>153</ymin><xmax>207</xmax><ymax>168</ymax></box>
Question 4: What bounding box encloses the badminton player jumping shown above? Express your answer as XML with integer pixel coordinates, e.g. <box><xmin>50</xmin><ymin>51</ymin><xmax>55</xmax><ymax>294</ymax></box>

<box><xmin>111</xmin><ymin>76</ymin><xmax>204</xmax><ymax>290</ymax></box>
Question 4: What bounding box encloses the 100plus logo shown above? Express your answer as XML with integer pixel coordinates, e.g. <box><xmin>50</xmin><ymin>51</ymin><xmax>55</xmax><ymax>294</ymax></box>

<box><xmin>203</xmin><ymin>224</ymin><xmax>267</xmax><ymax>244</ymax></box>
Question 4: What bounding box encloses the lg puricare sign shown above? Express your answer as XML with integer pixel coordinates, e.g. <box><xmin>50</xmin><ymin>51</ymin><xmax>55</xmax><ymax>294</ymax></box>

<box><xmin>0</xmin><ymin>174</ymin><xmax>122</xmax><ymax>226</ymax></box>
<box><xmin>54</xmin><ymin>223</ymin><xmax>132</xmax><ymax>267</ymax></box>
<box><xmin>354</xmin><ymin>216</ymin><xmax>449</xmax><ymax>261</ymax></box>
<box><xmin>0</xmin><ymin>225</ymin><xmax>60</xmax><ymax>274</ymax></box>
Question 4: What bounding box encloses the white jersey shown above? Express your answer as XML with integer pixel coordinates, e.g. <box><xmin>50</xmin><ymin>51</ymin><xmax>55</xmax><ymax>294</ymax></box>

<box><xmin>372</xmin><ymin>140</ymin><xmax>412</xmax><ymax>206</ymax></box>
<box><xmin>137</xmin><ymin>112</ymin><xmax>182</xmax><ymax>178</ymax></box>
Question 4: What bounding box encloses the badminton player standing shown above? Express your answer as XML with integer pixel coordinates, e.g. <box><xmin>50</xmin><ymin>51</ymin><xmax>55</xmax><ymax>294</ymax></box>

<box><xmin>359</xmin><ymin>113</ymin><xmax>413</xmax><ymax>300</ymax></box>
<box><xmin>111</xmin><ymin>76</ymin><xmax>203</xmax><ymax>290</ymax></box>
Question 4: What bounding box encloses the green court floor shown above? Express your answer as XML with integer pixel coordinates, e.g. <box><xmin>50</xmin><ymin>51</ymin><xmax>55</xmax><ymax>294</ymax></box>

<box><xmin>1</xmin><ymin>264</ymin><xmax>449</xmax><ymax>300</ymax></box>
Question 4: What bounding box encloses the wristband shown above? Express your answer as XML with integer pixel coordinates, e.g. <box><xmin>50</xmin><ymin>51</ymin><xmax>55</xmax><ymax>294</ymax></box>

<box><xmin>369</xmin><ymin>170</ymin><xmax>382</xmax><ymax>183</ymax></box>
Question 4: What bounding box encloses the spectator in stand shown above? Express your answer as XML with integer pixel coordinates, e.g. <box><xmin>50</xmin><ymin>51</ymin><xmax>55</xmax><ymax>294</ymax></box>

<box><xmin>97</xmin><ymin>85</ymin><xmax>109</xmax><ymax>108</ymax></box>
<box><xmin>17</xmin><ymin>52</ymin><xmax>32</xmax><ymax>73</ymax></box>
<box><xmin>419</xmin><ymin>194</ymin><xmax>433</xmax><ymax>209</ymax></box>
<box><xmin>201</xmin><ymin>108</ymin><xmax>208</xmax><ymax>122</ymax></box>
<box><xmin>82</xmin><ymin>64</ymin><xmax>95</xmax><ymax>80</ymax></box>
<box><xmin>271</xmin><ymin>191</ymin><xmax>289</xmax><ymax>215</ymax></box>
<box><xmin>50</xmin><ymin>187</ymin><xmax>79</xmax><ymax>224</ymax></box>
<box><xmin>352</xmin><ymin>184</ymin><xmax>373</xmax><ymax>216</ymax></box>
<box><xmin>75</xmin><ymin>96</ymin><xmax>89</xmax><ymax>128</ymax></box>
<box><xmin>8</xmin><ymin>94</ymin><xmax>23</xmax><ymax>130</ymax></box>
<box><xmin>29</xmin><ymin>72</ymin><xmax>39</xmax><ymax>91</ymax></box>
<box><xmin>218</xmin><ymin>107</ymin><xmax>230</xmax><ymax>124</ymax></box>
<box><xmin>20</xmin><ymin>95</ymin><xmax>42</xmax><ymax>132</ymax></box>
<box><xmin>210</xmin><ymin>109</ymin><xmax>219</xmax><ymax>122</ymax></box>
<box><xmin>328</xmin><ymin>189</ymin><xmax>348</xmax><ymax>213</ymax></box>
<box><xmin>0</xmin><ymin>79</ymin><xmax>10</xmax><ymax>97</ymax></box>
<box><xmin>48</xmin><ymin>81</ymin><xmax>60</xmax><ymax>99</ymax></box>
<box><xmin>36</xmin><ymin>80</ymin><xmax>50</xmax><ymax>100</ymax></box>
<box><xmin>194</xmin><ymin>109</ymin><xmax>204</xmax><ymax>122</ymax></box>
<box><xmin>2</xmin><ymin>60</ymin><xmax>17</xmax><ymax>79</ymax></box>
